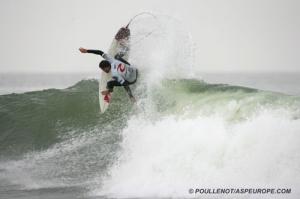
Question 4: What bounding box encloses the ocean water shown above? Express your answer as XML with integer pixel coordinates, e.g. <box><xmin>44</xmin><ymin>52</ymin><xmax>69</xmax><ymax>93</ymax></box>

<box><xmin>1</xmin><ymin>15</ymin><xmax>300</xmax><ymax>199</ymax></box>
<box><xmin>0</xmin><ymin>72</ymin><xmax>299</xmax><ymax>199</ymax></box>
<box><xmin>0</xmin><ymin>73</ymin><xmax>96</xmax><ymax>95</ymax></box>
<box><xmin>201</xmin><ymin>72</ymin><xmax>300</xmax><ymax>96</ymax></box>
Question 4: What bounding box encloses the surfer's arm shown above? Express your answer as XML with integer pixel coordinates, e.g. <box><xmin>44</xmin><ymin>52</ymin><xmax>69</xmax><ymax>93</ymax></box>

<box><xmin>86</xmin><ymin>49</ymin><xmax>104</xmax><ymax>56</ymax></box>
<box><xmin>79</xmin><ymin>48</ymin><xmax>114</xmax><ymax>61</ymax></box>
<box><xmin>85</xmin><ymin>49</ymin><xmax>114</xmax><ymax>62</ymax></box>
<box><xmin>106</xmin><ymin>76</ymin><xmax>125</xmax><ymax>92</ymax></box>
<box><xmin>79</xmin><ymin>47</ymin><xmax>103</xmax><ymax>55</ymax></box>
<box><xmin>115</xmin><ymin>54</ymin><xmax>131</xmax><ymax>65</ymax></box>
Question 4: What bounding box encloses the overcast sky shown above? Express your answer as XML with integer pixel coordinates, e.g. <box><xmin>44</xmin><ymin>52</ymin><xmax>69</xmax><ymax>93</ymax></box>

<box><xmin>0</xmin><ymin>0</ymin><xmax>299</xmax><ymax>73</ymax></box>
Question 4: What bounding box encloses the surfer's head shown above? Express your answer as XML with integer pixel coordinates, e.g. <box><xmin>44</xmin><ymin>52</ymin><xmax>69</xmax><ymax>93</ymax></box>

<box><xmin>99</xmin><ymin>60</ymin><xmax>111</xmax><ymax>73</ymax></box>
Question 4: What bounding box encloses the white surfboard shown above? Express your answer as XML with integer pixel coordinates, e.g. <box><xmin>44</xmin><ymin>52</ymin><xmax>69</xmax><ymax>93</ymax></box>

<box><xmin>99</xmin><ymin>29</ymin><xmax>130</xmax><ymax>113</ymax></box>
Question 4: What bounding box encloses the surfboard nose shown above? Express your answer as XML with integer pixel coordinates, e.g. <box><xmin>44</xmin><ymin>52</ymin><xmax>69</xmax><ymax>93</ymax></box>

<box><xmin>115</xmin><ymin>27</ymin><xmax>130</xmax><ymax>41</ymax></box>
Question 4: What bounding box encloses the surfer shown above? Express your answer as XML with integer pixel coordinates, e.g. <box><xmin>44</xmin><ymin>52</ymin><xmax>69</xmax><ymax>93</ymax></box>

<box><xmin>79</xmin><ymin>47</ymin><xmax>137</xmax><ymax>102</ymax></box>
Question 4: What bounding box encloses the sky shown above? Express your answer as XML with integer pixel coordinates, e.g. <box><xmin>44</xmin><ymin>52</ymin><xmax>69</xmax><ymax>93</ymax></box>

<box><xmin>0</xmin><ymin>0</ymin><xmax>299</xmax><ymax>73</ymax></box>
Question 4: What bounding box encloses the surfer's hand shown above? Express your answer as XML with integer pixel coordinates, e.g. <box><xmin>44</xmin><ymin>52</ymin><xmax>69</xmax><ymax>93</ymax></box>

<box><xmin>79</xmin><ymin>47</ymin><xmax>88</xmax><ymax>53</ymax></box>
<box><xmin>101</xmin><ymin>90</ymin><xmax>110</xmax><ymax>95</ymax></box>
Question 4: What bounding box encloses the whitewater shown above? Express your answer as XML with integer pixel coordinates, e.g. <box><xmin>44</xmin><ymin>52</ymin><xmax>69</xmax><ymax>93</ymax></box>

<box><xmin>0</xmin><ymin>15</ymin><xmax>300</xmax><ymax>199</ymax></box>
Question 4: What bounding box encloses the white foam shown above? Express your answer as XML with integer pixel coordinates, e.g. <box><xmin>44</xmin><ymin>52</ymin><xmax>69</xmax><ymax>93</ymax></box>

<box><xmin>129</xmin><ymin>14</ymin><xmax>196</xmax><ymax>87</ymax></box>
<box><xmin>95</xmin><ymin>110</ymin><xmax>300</xmax><ymax>198</ymax></box>
<box><xmin>0</xmin><ymin>129</ymin><xmax>99</xmax><ymax>190</ymax></box>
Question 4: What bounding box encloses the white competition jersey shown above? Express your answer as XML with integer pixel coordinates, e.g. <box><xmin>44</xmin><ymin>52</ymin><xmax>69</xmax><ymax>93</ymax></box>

<box><xmin>103</xmin><ymin>53</ymin><xmax>137</xmax><ymax>84</ymax></box>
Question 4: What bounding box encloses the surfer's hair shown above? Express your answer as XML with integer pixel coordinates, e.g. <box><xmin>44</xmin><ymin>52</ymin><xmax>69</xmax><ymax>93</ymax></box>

<box><xmin>99</xmin><ymin>60</ymin><xmax>111</xmax><ymax>69</ymax></box>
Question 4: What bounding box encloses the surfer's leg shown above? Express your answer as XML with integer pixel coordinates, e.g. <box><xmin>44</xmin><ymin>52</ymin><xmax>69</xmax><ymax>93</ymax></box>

<box><xmin>124</xmin><ymin>85</ymin><xmax>134</xmax><ymax>98</ymax></box>
<box><xmin>107</xmin><ymin>80</ymin><xmax>135</xmax><ymax>101</ymax></box>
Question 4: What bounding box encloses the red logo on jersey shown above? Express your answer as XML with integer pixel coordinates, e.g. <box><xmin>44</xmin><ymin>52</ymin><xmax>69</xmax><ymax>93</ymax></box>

<box><xmin>117</xmin><ymin>63</ymin><xmax>125</xmax><ymax>72</ymax></box>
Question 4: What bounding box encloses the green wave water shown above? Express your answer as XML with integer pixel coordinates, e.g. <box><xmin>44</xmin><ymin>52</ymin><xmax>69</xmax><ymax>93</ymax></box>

<box><xmin>0</xmin><ymin>80</ymin><xmax>132</xmax><ymax>157</ymax></box>
<box><xmin>0</xmin><ymin>79</ymin><xmax>299</xmax><ymax>157</ymax></box>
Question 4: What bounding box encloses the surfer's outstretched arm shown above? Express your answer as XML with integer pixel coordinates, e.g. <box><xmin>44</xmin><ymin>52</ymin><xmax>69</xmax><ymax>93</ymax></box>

<box><xmin>79</xmin><ymin>47</ymin><xmax>104</xmax><ymax>56</ymax></box>
<box><xmin>87</xmin><ymin>49</ymin><xmax>104</xmax><ymax>55</ymax></box>
<box><xmin>79</xmin><ymin>48</ymin><xmax>114</xmax><ymax>62</ymax></box>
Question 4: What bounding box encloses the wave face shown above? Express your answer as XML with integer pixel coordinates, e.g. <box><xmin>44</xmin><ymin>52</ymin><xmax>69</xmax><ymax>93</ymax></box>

<box><xmin>0</xmin><ymin>78</ymin><xmax>300</xmax><ymax>198</ymax></box>
<box><xmin>0</xmin><ymin>80</ymin><xmax>130</xmax><ymax>157</ymax></box>
<box><xmin>0</xmin><ymin>80</ymin><xmax>138</xmax><ymax>189</ymax></box>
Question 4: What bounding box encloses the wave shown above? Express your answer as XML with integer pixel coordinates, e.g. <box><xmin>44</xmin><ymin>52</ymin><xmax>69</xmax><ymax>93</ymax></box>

<box><xmin>0</xmin><ymin>79</ymin><xmax>132</xmax><ymax>157</ymax></box>
<box><xmin>0</xmin><ymin>78</ymin><xmax>300</xmax><ymax>198</ymax></box>
<box><xmin>1</xmin><ymin>78</ymin><xmax>299</xmax><ymax>156</ymax></box>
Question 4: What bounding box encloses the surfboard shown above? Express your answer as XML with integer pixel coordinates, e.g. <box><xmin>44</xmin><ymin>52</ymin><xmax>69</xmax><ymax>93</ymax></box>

<box><xmin>99</xmin><ymin>28</ymin><xmax>130</xmax><ymax>113</ymax></box>
<box><xmin>98</xmin><ymin>13</ymin><xmax>156</xmax><ymax>113</ymax></box>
